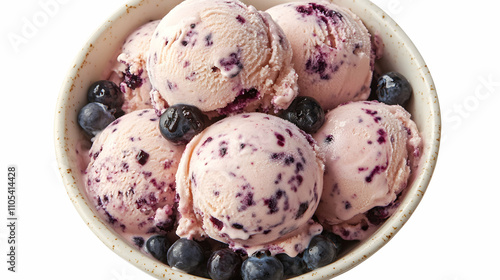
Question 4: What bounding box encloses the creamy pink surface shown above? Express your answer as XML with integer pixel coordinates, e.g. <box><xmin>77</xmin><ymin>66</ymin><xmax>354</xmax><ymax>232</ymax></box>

<box><xmin>313</xmin><ymin>101</ymin><xmax>422</xmax><ymax>240</ymax></box>
<box><xmin>267</xmin><ymin>1</ymin><xmax>374</xmax><ymax>111</ymax></box>
<box><xmin>147</xmin><ymin>0</ymin><xmax>298</xmax><ymax>116</ymax></box>
<box><xmin>84</xmin><ymin>109</ymin><xmax>184</xmax><ymax>242</ymax></box>
<box><xmin>107</xmin><ymin>20</ymin><xmax>160</xmax><ymax>113</ymax></box>
<box><xmin>176</xmin><ymin>113</ymin><xmax>324</xmax><ymax>256</ymax></box>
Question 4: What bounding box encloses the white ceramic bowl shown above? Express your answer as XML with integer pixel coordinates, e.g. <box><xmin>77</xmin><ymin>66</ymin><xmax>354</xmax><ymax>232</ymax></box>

<box><xmin>54</xmin><ymin>0</ymin><xmax>440</xmax><ymax>279</ymax></box>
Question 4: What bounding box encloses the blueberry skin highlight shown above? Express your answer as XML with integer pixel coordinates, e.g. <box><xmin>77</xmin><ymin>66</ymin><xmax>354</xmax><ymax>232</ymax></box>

<box><xmin>146</xmin><ymin>235</ymin><xmax>171</xmax><ymax>264</ymax></box>
<box><xmin>159</xmin><ymin>104</ymin><xmax>208</xmax><ymax>145</ymax></box>
<box><xmin>167</xmin><ymin>238</ymin><xmax>205</xmax><ymax>274</ymax></box>
<box><xmin>279</xmin><ymin>96</ymin><xmax>325</xmax><ymax>134</ymax></box>
<box><xmin>87</xmin><ymin>80</ymin><xmax>124</xmax><ymax>110</ymax></box>
<box><xmin>77</xmin><ymin>102</ymin><xmax>116</xmax><ymax>137</ymax></box>
<box><xmin>241</xmin><ymin>255</ymin><xmax>284</xmax><ymax>280</ymax></box>
<box><xmin>207</xmin><ymin>248</ymin><xmax>243</xmax><ymax>280</ymax></box>
<box><xmin>375</xmin><ymin>72</ymin><xmax>413</xmax><ymax>106</ymax></box>
<box><xmin>302</xmin><ymin>235</ymin><xmax>338</xmax><ymax>270</ymax></box>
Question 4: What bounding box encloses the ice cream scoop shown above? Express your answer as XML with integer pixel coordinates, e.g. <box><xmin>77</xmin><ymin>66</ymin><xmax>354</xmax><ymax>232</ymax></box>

<box><xmin>107</xmin><ymin>20</ymin><xmax>160</xmax><ymax>113</ymax></box>
<box><xmin>147</xmin><ymin>0</ymin><xmax>298</xmax><ymax>116</ymax></box>
<box><xmin>84</xmin><ymin>109</ymin><xmax>184</xmax><ymax>243</ymax></box>
<box><xmin>175</xmin><ymin>113</ymin><xmax>324</xmax><ymax>256</ymax></box>
<box><xmin>313</xmin><ymin>101</ymin><xmax>422</xmax><ymax>240</ymax></box>
<box><xmin>267</xmin><ymin>1</ymin><xmax>376</xmax><ymax>111</ymax></box>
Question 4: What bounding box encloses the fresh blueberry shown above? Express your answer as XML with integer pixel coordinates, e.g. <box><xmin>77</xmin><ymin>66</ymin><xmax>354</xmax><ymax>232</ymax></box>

<box><xmin>87</xmin><ymin>80</ymin><xmax>124</xmax><ymax>110</ymax></box>
<box><xmin>302</xmin><ymin>235</ymin><xmax>338</xmax><ymax>270</ymax></box>
<box><xmin>146</xmin><ymin>235</ymin><xmax>170</xmax><ymax>264</ymax></box>
<box><xmin>279</xmin><ymin>96</ymin><xmax>325</xmax><ymax>134</ymax></box>
<box><xmin>167</xmin><ymin>238</ymin><xmax>205</xmax><ymax>274</ymax></box>
<box><xmin>366</xmin><ymin>205</ymin><xmax>391</xmax><ymax>225</ymax></box>
<box><xmin>159</xmin><ymin>104</ymin><xmax>208</xmax><ymax>145</ymax></box>
<box><xmin>276</xmin><ymin>253</ymin><xmax>308</xmax><ymax>278</ymax></box>
<box><xmin>321</xmin><ymin>230</ymin><xmax>343</xmax><ymax>252</ymax></box>
<box><xmin>77</xmin><ymin>102</ymin><xmax>116</xmax><ymax>136</ymax></box>
<box><xmin>375</xmin><ymin>72</ymin><xmax>412</xmax><ymax>106</ymax></box>
<box><xmin>241</xmin><ymin>253</ymin><xmax>284</xmax><ymax>280</ymax></box>
<box><xmin>207</xmin><ymin>248</ymin><xmax>243</xmax><ymax>280</ymax></box>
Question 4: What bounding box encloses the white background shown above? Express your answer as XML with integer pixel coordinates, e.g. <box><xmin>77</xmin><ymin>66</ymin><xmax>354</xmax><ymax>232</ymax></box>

<box><xmin>1</xmin><ymin>0</ymin><xmax>499</xmax><ymax>279</ymax></box>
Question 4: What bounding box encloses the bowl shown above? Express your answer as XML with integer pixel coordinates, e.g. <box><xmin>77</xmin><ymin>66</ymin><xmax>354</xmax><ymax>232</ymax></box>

<box><xmin>54</xmin><ymin>0</ymin><xmax>440</xmax><ymax>279</ymax></box>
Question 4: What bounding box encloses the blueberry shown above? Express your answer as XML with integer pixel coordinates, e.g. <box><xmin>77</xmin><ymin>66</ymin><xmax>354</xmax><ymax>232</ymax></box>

<box><xmin>302</xmin><ymin>235</ymin><xmax>338</xmax><ymax>270</ymax></box>
<box><xmin>279</xmin><ymin>96</ymin><xmax>325</xmax><ymax>134</ymax></box>
<box><xmin>375</xmin><ymin>72</ymin><xmax>412</xmax><ymax>106</ymax></box>
<box><xmin>77</xmin><ymin>102</ymin><xmax>116</xmax><ymax>136</ymax></box>
<box><xmin>321</xmin><ymin>231</ymin><xmax>343</xmax><ymax>252</ymax></box>
<box><xmin>241</xmin><ymin>253</ymin><xmax>284</xmax><ymax>280</ymax></box>
<box><xmin>276</xmin><ymin>253</ymin><xmax>308</xmax><ymax>278</ymax></box>
<box><xmin>146</xmin><ymin>235</ymin><xmax>170</xmax><ymax>264</ymax></box>
<box><xmin>207</xmin><ymin>248</ymin><xmax>243</xmax><ymax>280</ymax></box>
<box><xmin>159</xmin><ymin>104</ymin><xmax>208</xmax><ymax>145</ymax></box>
<box><xmin>167</xmin><ymin>238</ymin><xmax>205</xmax><ymax>274</ymax></box>
<box><xmin>366</xmin><ymin>205</ymin><xmax>391</xmax><ymax>225</ymax></box>
<box><xmin>87</xmin><ymin>80</ymin><xmax>124</xmax><ymax>110</ymax></box>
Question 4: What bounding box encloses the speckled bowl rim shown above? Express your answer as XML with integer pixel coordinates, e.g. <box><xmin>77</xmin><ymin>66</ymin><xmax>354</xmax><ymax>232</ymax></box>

<box><xmin>54</xmin><ymin>0</ymin><xmax>440</xmax><ymax>279</ymax></box>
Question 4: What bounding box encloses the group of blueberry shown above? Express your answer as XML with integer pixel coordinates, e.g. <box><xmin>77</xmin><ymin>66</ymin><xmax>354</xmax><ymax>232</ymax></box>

<box><xmin>157</xmin><ymin>94</ymin><xmax>327</xmax><ymax>146</ymax></box>
<box><xmin>157</xmin><ymin>71</ymin><xmax>412</xmax><ymax>143</ymax></box>
<box><xmin>78</xmin><ymin>71</ymin><xmax>411</xmax><ymax>142</ymax></box>
<box><xmin>78</xmin><ymin>80</ymin><xmax>124</xmax><ymax>137</ymax></box>
<box><xmin>145</xmin><ymin>230</ymin><xmax>343</xmax><ymax>280</ymax></box>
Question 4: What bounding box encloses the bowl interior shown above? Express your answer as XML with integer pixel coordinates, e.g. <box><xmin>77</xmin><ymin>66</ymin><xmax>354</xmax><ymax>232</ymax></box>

<box><xmin>54</xmin><ymin>0</ymin><xmax>440</xmax><ymax>279</ymax></box>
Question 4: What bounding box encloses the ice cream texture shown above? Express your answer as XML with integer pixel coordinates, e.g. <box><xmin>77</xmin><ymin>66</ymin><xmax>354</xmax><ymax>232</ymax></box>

<box><xmin>267</xmin><ymin>1</ymin><xmax>375</xmax><ymax>111</ymax></box>
<box><xmin>175</xmin><ymin>113</ymin><xmax>324</xmax><ymax>256</ymax></box>
<box><xmin>313</xmin><ymin>101</ymin><xmax>422</xmax><ymax>240</ymax></box>
<box><xmin>147</xmin><ymin>0</ymin><xmax>298</xmax><ymax>116</ymax></box>
<box><xmin>107</xmin><ymin>20</ymin><xmax>160</xmax><ymax>113</ymax></box>
<box><xmin>84</xmin><ymin>109</ymin><xmax>185</xmax><ymax>241</ymax></box>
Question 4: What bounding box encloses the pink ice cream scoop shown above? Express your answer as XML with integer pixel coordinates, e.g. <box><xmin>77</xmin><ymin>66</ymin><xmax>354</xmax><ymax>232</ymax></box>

<box><xmin>84</xmin><ymin>109</ymin><xmax>184</xmax><ymax>243</ymax></box>
<box><xmin>147</xmin><ymin>0</ymin><xmax>298</xmax><ymax>116</ymax></box>
<box><xmin>267</xmin><ymin>1</ymin><xmax>376</xmax><ymax>111</ymax></box>
<box><xmin>107</xmin><ymin>20</ymin><xmax>160</xmax><ymax>113</ymax></box>
<box><xmin>175</xmin><ymin>113</ymin><xmax>324</xmax><ymax>256</ymax></box>
<box><xmin>313</xmin><ymin>101</ymin><xmax>422</xmax><ymax>240</ymax></box>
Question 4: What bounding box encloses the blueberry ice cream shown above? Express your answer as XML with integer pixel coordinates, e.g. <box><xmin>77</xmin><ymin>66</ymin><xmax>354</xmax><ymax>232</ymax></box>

<box><xmin>175</xmin><ymin>113</ymin><xmax>324</xmax><ymax>256</ymax></box>
<box><xmin>84</xmin><ymin>109</ymin><xmax>184</xmax><ymax>244</ymax></box>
